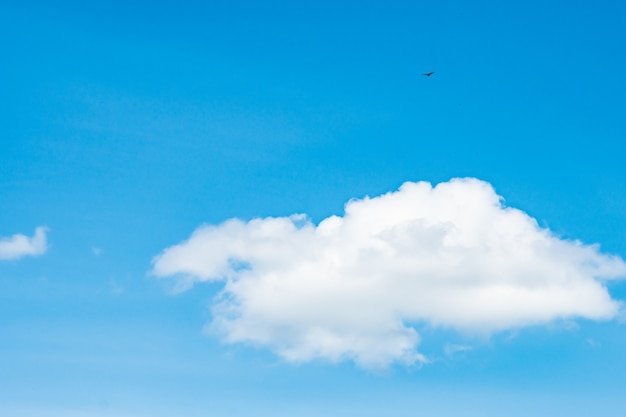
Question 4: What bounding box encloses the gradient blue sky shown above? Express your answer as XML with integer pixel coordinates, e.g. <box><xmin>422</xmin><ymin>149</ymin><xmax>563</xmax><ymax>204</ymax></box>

<box><xmin>2</xmin><ymin>1</ymin><xmax>626</xmax><ymax>415</ymax></box>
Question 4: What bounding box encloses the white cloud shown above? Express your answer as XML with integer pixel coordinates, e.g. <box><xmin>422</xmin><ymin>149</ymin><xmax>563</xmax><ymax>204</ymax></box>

<box><xmin>444</xmin><ymin>343</ymin><xmax>473</xmax><ymax>356</ymax></box>
<box><xmin>151</xmin><ymin>178</ymin><xmax>626</xmax><ymax>368</ymax></box>
<box><xmin>0</xmin><ymin>227</ymin><xmax>48</xmax><ymax>260</ymax></box>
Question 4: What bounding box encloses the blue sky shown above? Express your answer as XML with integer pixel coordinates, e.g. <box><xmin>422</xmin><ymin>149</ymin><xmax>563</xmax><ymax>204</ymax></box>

<box><xmin>2</xmin><ymin>0</ymin><xmax>626</xmax><ymax>415</ymax></box>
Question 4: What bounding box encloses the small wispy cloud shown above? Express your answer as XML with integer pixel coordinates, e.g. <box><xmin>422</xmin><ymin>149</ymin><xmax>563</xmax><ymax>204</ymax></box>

<box><xmin>152</xmin><ymin>178</ymin><xmax>626</xmax><ymax>369</ymax></box>
<box><xmin>0</xmin><ymin>227</ymin><xmax>49</xmax><ymax>261</ymax></box>
<box><xmin>444</xmin><ymin>344</ymin><xmax>473</xmax><ymax>356</ymax></box>
<box><xmin>108</xmin><ymin>277</ymin><xmax>124</xmax><ymax>295</ymax></box>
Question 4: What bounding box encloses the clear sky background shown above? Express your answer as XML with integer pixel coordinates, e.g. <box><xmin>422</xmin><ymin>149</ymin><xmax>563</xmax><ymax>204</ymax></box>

<box><xmin>2</xmin><ymin>1</ymin><xmax>626</xmax><ymax>416</ymax></box>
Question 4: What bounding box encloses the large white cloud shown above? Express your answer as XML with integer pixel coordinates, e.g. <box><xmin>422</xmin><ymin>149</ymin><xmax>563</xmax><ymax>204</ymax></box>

<box><xmin>0</xmin><ymin>227</ymin><xmax>48</xmax><ymax>260</ymax></box>
<box><xmin>151</xmin><ymin>178</ymin><xmax>626</xmax><ymax>368</ymax></box>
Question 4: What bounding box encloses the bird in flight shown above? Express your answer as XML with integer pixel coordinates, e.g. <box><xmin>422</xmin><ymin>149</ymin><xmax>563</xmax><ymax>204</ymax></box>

<box><xmin>422</xmin><ymin>72</ymin><xmax>435</xmax><ymax>76</ymax></box>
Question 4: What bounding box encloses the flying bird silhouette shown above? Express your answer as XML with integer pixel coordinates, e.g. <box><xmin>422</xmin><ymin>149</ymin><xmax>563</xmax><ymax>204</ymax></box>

<box><xmin>422</xmin><ymin>72</ymin><xmax>435</xmax><ymax>76</ymax></box>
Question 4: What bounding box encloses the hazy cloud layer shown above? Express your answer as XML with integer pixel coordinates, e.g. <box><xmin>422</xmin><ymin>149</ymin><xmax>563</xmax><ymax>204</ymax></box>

<box><xmin>0</xmin><ymin>227</ymin><xmax>48</xmax><ymax>260</ymax></box>
<box><xmin>152</xmin><ymin>178</ymin><xmax>626</xmax><ymax>368</ymax></box>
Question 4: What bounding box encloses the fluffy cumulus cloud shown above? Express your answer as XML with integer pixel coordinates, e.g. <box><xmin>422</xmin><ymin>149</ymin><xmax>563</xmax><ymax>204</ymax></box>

<box><xmin>152</xmin><ymin>178</ymin><xmax>626</xmax><ymax>368</ymax></box>
<box><xmin>0</xmin><ymin>227</ymin><xmax>48</xmax><ymax>260</ymax></box>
